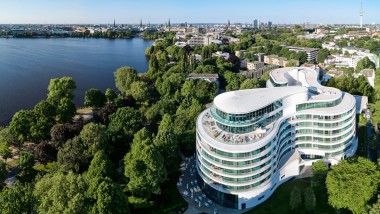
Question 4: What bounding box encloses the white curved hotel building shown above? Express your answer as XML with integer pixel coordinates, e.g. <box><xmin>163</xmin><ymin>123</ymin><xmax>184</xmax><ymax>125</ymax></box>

<box><xmin>195</xmin><ymin>67</ymin><xmax>357</xmax><ymax>209</ymax></box>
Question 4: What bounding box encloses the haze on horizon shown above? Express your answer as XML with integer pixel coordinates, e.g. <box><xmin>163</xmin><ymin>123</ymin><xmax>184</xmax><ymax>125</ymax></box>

<box><xmin>0</xmin><ymin>0</ymin><xmax>379</xmax><ymax>25</ymax></box>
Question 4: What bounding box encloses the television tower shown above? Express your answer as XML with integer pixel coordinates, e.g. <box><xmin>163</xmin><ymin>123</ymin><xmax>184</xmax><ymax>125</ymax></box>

<box><xmin>360</xmin><ymin>0</ymin><xmax>363</xmax><ymax>28</ymax></box>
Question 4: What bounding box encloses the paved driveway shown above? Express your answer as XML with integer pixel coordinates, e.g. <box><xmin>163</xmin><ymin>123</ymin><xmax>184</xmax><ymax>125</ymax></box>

<box><xmin>177</xmin><ymin>155</ymin><xmax>246</xmax><ymax>214</ymax></box>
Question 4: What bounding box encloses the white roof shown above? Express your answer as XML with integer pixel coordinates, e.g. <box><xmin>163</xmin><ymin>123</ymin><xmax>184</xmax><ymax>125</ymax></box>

<box><xmin>213</xmin><ymin>86</ymin><xmax>308</xmax><ymax>114</ymax></box>
<box><xmin>270</xmin><ymin>67</ymin><xmax>342</xmax><ymax>102</ymax></box>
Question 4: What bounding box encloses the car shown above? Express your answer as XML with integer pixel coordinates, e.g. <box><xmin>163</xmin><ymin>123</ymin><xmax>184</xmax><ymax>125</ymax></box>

<box><xmin>204</xmin><ymin>202</ymin><xmax>209</xmax><ymax>207</ymax></box>
<box><xmin>208</xmin><ymin>199</ymin><xmax>213</xmax><ymax>205</ymax></box>
<box><xmin>195</xmin><ymin>198</ymin><xmax>198</xmax><ymax>203</ymax></box>
<box><xmin>198</xmin><ymin>196</ymin><xmax>202</xmax><ymax>201</ymax></box>
<box><xmin>202</xmin><ymin>193</ymin><xmax>206</xmax><ymax>198</ymax></box>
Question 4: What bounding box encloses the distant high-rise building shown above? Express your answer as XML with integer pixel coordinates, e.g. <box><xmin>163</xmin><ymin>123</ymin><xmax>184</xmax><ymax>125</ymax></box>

<box><xmin>228</xmin><ymin>20</ymin><xmax>230</xmax><ymax>26</ymax></box>
<box><xmin>113</xmin><ymin>19</ymin><xmax>115</xmax><ymax>27</ymax></box>
<box><xmin>168</xmin><ymin>18</ymin><xmax>171</xmax><ymax>28</ymax></box>
<box><xmin>360</xmin><ymin>0</ymin><xmax>364</xmax><ymax>28</ymax></box>
<box><xmin>268</xmin><ymin>21</ymin><xmax>273</xmax><ymax>28</ymax></box>
<box><xmin>140</xmin><ymin>19</ymin><xmax>142</xmax><ymax>28</ymax></box>
<box><xmin>253</xmin><ymin>19</ymin><xmax>259</xmax><ymax>29</ymax></box>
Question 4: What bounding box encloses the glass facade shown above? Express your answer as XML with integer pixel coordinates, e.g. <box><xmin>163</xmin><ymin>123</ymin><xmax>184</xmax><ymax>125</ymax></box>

<box><xmin>296</xmin><ymin>135</ymin><xmax>354</xmax><ymax>151</ymax></box>
<box><xmin>210</xmin><ymin>140</ymin><xmax>274</xmax><ymax>159</ymax></box>
<box><xmin>196</xmin><ymin>172</ymin><xmax>238</xmax><ymax>209</ymax></box>
<box><xmin>296</xmin><ymin>123</ymin><xmax>353</xmax><ymax>136</ymax></box>
<box><xmin>296</xmin><ymin>97</ymin><xmax>342</xmax><ymax>111</ymax></box>
<box><xmin>270</xmin><ymin>76</ymin><xmax>287</xmax><ymax>87</ymax></box>
<box><xmin>295</xmin><ymin>108</ymin><xmax>354</xmax><ymax>121</ymax></box>
<box><xmin>212</xmin><ymin>100</ymin><xmax>282</xmax><ymax>124</ymax></box>
<box><xmin>216</xmin><ymin>112</ymin><xmax>283</xmax><ymax>134</ymax></box>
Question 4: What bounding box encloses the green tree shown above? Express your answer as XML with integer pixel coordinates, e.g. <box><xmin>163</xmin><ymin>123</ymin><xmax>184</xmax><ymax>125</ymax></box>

<box><xmin>47</xmin><ymin>77</ymin><xmax>77</xmax><ymax>123</ymax></box>
<box><xmin>124</xmin><ymin>128</ymin><xmax>167</xmax><ymax>198</ymax></box>
<box><xmin>201</xmin><ymin>46</ymin><xmax>212</xmax><ymax>59</ymax></box>
<box><xmin>181</xmin><ymin>79</ymin><xmax>217</xmax><ymax>104</ymax></box>
<box><xmin>32</xmin><ymin>100</ymin><xmax>56</xmax><ymax>141</ymax></box>
<box><xmin>86</xmin><ymin>151</ymin><xmax>113</xmax><ymax>181</ymax></box>
<box><xmin>297</xmin><ymin>52</ymin><xmax>308</xmax><ymax>63</ymax></box>
<box><xmin>311</xmin><ymin>160</ymin><xmax>328</xmax><ymax>183</ymax></box>
<box><xmin>304</xmin><ymin>187</ymin><xmax>316</xmax><ymax>212</ymax></box>
<box><xmin>317</xmin><ymin>48</ymin><xmax>330</xmax><ymax>63</ymax></box>
<box><xmin>9</xmin><ymin>110</ymin><xmax>36</xmax><ymax>142</ymax></box>
<box><xmin>290</xmin><ymin>186</ymin><xmax>302</xmax><ymax>211</ymax></box>
<box><xmin>240</xmin><ymin>78</ymin><xmax>260</xmax><ymax>90</ymax></box>
<box><xmin>114</xmin><ymin>67</ymin><xmax>138</xmax><ymax>95</ymax></box>
<box><xmin>223</xmin><ymin>71</ymin><xmax>246</xmax><ymax>91</ymax></box>
<box><xmin>285</xmin><ymin>61</ymin><xmax>297</xmax><ymax>67</ymax></box>
<box><xmin>57</xmin><ymin>137</ymin><xmax>87</xmax><ymax>172</ymax></box>
<box><xmin>0</xmin><ymin>142</ymin><xmax>11</xmax><ymax>162</ymax></box>
<box><xmin>105</xmin><ymin>88</ymin><xmax>117</xmax><ymax>103</ymax></box>
<box><xmin>33</xmin><ymin>171</ymin><xmax>88</xmax><ymax>214</ymax></box>
<box><xmin>369</xmin><ymin>195</ymin><xmax>380</xmax><ymax>214</ymax></box>
<box><xmin>107</xmin><ymin>107</ymin><xmax>142</xmax><ymax>144</ymax></box>
<box><xmin>174</xmin><ymin>99</ymin><xmax>203</xmax><ymax>155</ymax></box>
<box><xmin>154</xmin><ymin>114</ymin><xmax>179</xmax><ymax>176</ymax></box>
<box><xmin>155</xmin><ymin>73</ymin><xmax>184</xmax><ymax>98</ymax></box>
<box><xmin>130</xmin><ymin>81</ymin><xmax>150</xmax><ymax>102</ymax></box>
<box><xmin>16</xmin><ymin>151</ymin><xmax>35</xmax><ymax>175</ymax></box>
<box><xmin>79</xmin><ymin>123</ymin><xmax>108</xmax><ymax>159</ymax></box>
<box><xmin>0</xmin><ymin>182</ymin><xmax>35</xmax><ymax>214</ymax></box>
<box><xmin>84</xmin><ymin>88</ymin><xmax>106</xmax><ymax>108</ymax></box>
<box><xmin>0</xmin><ymin>160</ymin><xmax>7</xmax><ymax>184</ymax></box>
<box><xmin>91</xmin><ymin>180</ymin><xmax>130</xmax><ymax>214</ymax></box>
<box><xmin>0</xmin><ymin>127</ymin><xmax>18</xmax><ymax>146</ymax></box>
<box><xmin>34</xmin><ymin>100</ymin><xmax>56</xmax><ymax>120</ymax></box>
<box><xmin>356</xmin><ymin>56</ymin><xmax>376</xmax><ymax>72</ymax></box>
<box><xmin>326</xmin><ymin>157</ymin><xmax>380</xmax><ymax>214</ymax></box>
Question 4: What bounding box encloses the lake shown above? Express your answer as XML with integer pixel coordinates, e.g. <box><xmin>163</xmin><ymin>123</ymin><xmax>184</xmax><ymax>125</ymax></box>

<box><xmin>0</xmin><ymin>37</ymin><xmax>153</xmax><ymax>125</ymax></box>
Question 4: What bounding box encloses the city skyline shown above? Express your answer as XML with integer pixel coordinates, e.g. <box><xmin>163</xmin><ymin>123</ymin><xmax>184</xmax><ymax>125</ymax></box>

<box><xmin>0</xmin><ymin>0</ymin><xmax>379</xmax><ymax>25</ymax></box>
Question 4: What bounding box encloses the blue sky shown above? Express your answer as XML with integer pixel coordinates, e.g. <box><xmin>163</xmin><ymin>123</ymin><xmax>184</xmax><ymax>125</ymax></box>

<box><xmin>0</xmin><ymin>0</ymin><xmax>379</xmax><ymax>24</ymax></box>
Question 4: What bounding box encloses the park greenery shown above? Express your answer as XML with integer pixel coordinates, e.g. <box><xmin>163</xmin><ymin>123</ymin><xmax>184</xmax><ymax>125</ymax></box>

<box><xmin>0</xmin><ymin>28</ymin><xmax>379</xmax><ymax>213</ymax></box>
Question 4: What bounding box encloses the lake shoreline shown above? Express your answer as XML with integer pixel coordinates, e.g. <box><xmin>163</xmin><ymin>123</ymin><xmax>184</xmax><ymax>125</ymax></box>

<box><xmin>0</xmin><ymin>37</ymin><xmax>153</xmax><ymax>126</ymax></box>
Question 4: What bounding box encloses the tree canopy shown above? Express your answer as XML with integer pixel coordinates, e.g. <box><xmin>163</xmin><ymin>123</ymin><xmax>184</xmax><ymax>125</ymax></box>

<box><xmin>240</xmin><ymin>78</ymin><xmax>260</xmax><ymax>90</ymax></box>
<box><xmin>47</xmin><ymin>77</ymin><xmax>77</xmax><ymax>123</ymax></box>
<box><xmin>355</xmin><ymin>56</ymin><xmax>376</xmax><ymax>72</ymax></box>
<box><xmin>107</xmin><ymin>107</ymin><xmax>142</xmax><ymax>144</ymax></box>
<box><xmin>84</xmin><ymin>88</ymin><xmax>106</xmax><ymax>108</ymax></box>
<box><xmin>114</xmin><ymin>67</ymin><xmax>138</xmax><ymax>95</ymax></box>
<box><xmin>326</xmin><ymin>157</ymin><xmax>380</xmax><ymax>214</ymax></box>
<box><xmin>34</xmin><ymin>171</ymin><xmax>88</xmax><ymax>214</ymax></box>
<box><xmin>124</xmin><ymin>128</ymin><xmax>167</xmax><ymax>198</ymax></box>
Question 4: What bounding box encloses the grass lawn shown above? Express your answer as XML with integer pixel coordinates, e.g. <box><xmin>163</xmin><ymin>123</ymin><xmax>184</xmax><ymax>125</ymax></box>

<box><xmin>358</xmin><ymin>114</ymin><xmax>367</xmax><ymax>125</ymax></box>
<box><xmin>244</xmin><ymin>178</ymin><xmax>335</xmax><ymax>214</ymax></box>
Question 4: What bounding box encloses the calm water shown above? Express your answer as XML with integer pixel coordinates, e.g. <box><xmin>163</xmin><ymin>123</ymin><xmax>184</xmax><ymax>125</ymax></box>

<box><xmin>0</xmin><ymin>37</ymin><xmax>153</xmax><ymax>125</ymax></box>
